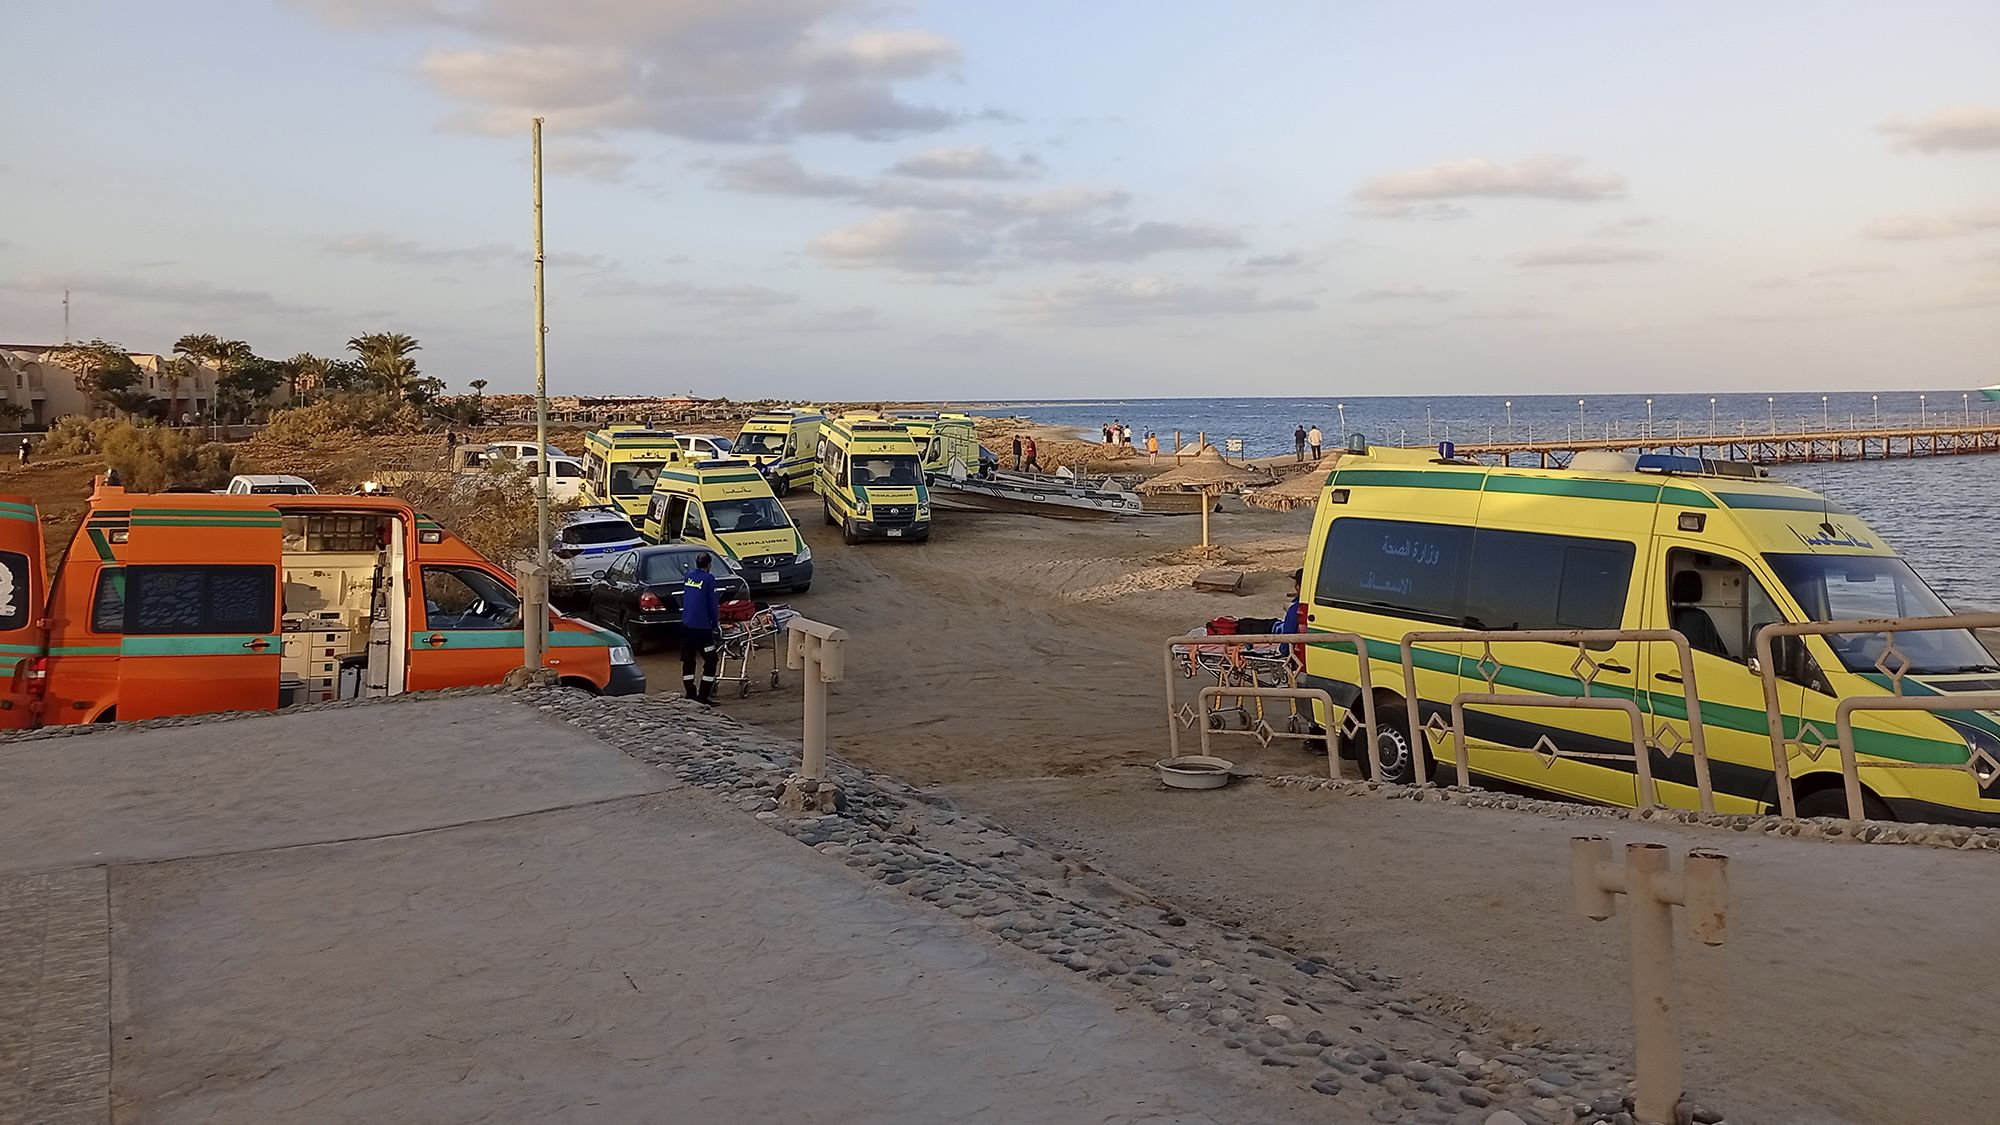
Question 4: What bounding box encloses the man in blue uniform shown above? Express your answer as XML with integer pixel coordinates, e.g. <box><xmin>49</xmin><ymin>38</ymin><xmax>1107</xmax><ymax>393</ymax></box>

<box><xmin>680</xmin><ymin>553</ymin><xmax>723</xmax><ymax>703</ymax></box>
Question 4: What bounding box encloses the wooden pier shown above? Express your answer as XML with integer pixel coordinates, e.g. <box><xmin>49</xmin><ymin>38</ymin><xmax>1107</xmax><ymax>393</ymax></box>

<box><xmin>1457</xmin><ymin>422</ymin><xmax>2000</xmax><ymax>467</ymax></box>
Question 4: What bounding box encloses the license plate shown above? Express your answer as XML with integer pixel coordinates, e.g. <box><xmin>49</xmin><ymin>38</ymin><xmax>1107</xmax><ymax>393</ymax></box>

<box><xmin>886</xmin><ymin>528</ymin><xmax>903</xmax><ymax>537</ymax></box>
<box><xmin>759</xmin><ymin>573</ymin><xmax>779</xmax><ymax>584</ymax></box>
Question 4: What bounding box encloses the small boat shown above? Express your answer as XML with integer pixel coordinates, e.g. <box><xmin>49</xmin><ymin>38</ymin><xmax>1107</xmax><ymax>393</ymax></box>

<box><xmin>927</xmin><ymin>460</ymin><xmax>1183</xmax><ymax>519</ymax></box>
<box><xmin>1980</xmin><ymin>385</ymin><xmax>2000</xmax><ymax>403</ymax></box>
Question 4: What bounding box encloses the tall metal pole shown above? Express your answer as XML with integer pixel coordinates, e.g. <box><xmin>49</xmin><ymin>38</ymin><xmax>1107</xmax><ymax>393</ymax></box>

<box><xmin>527</xmin><ymin>117</ymin><xmax>551</xmax><ymax>671</ymax></box>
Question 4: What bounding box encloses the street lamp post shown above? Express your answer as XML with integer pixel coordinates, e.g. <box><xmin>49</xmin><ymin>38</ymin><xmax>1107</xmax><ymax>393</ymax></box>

<box><xmin>1921</xmin><ymin>394</ymin><xmax>1928</xmax><ymax>426</ymax></box>
<box><xmin>1821</xmin><ymin>395</ymin><xmax>1829</xmax><ymax>430</ymax></box>
<box><xmin>1505</xmin><ymin>400</ymin><xmax>1513</xmax><ymax>436</ymax></box>
<box><xmin>1872</xmin><ymin>394</ymin><xmax>1879</xmax><ymax>427</ymax></box>
<box><xmin>1337</xmin><ymin>403</ymin><xmax>1346</xmax><ymax>435</ymax></box>
<box><xmin>1709</xmin><ymin>396</ymin><xmax>1717</xmax><ymax>434</ymax></box>
<box><xmin>1767</xmin><ymin>396</ymin><xmax>1775</xmax><ymax>434</ymax></box>
<box><xmin>1645</xmin><ymin>398</ymin><xmax>1653</xmax><ymax>438</ymax></box>
<box><xmin>1579</xmin><ymin>398</ymin><xmax>1586</xmax><ymax>439</ymax></box>
<box><xmin>1964</xmin><ymin>393</ymin><xmax>1970</xmax><ymax>424</ymax></box>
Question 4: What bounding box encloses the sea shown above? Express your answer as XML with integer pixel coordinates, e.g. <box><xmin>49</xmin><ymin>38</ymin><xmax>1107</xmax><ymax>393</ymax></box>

<box><xmin>963</xmin><ymin>392</ymin><xmax>1998</xmax><ymax>611</ymax></box>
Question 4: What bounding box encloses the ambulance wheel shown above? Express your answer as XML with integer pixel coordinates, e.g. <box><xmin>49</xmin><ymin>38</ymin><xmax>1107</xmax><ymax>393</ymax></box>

<box><xmin>842</xmin><ymin>518</ymin><xmax>861</xmax><ymax>546</ymax></box>
<box><xmin>823</xmin><ymin>502</ymin><xmax>836</xmax><ymax>527</ymax></box>
<box><xmin>1794</xmin><ymin>786</ymin><xmax>1895</xmax><ymax>822</ymax></box>
<box><xmin>774</xmin><ymin>477</ymin><xmax>790</xmax><ymax>497</ymax></box>
<box><xmin>1363</xmin><ymin>701</ymin><xmax>1417</xmax><ymax>784</ymax></box>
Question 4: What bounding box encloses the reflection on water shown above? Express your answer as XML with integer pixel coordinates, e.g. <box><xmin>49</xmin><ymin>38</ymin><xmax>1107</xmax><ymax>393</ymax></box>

<box><xmin>1769</xmin><ymin>458</ymin><xmax>1995</xmax><ymax>613</ymax></box>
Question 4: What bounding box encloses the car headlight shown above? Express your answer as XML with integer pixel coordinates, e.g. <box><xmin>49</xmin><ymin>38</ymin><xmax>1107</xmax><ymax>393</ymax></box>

<box><xmin>609</xmin><ymin>645</ymin><xmax>635</xmax><ymax>666</ymax></box>
<box><xmin>796</xmin><ymin>544</ymin><xmax>812</xmax><ymax>563</ymax></box>
<box><xmin>1941</xmin><ymin>718</ymin><xmax>2000</xmax><ymax>787</ymax></box>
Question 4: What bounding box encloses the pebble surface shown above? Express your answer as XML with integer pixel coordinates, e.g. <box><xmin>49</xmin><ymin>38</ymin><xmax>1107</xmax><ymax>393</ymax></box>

<box><xmin>518</xmin><ymin>685</ymin><xmax>1733</xmax><ymax>1125</ymax></box>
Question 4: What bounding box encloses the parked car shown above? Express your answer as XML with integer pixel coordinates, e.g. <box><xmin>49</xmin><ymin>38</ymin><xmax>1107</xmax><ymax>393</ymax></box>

<box><xmin>222</xmin><ymin>474</ymin><xmax>316</xmax><ymax>495</ymax></box>
<box><xmin>487</xmin><ymin>440</ymin><xmax>570</xmax><ymax>461</ymax></box>
<box><xmin>587</xmin><ymin>544</ymin><xmax>751</xmax><ymax>651</ymax></box>
<box><xmin>553</xmin><ymin>508</ymin><xmax>645</xmax><ymax>595</ymax></box>
<box><xmin>678</xmin><ymin>433</ymin><xmax>735</xmax><ymax>461</ymax></box>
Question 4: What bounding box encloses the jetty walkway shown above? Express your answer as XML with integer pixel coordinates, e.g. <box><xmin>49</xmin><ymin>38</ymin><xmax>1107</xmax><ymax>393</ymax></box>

<box><xmin>1456</xmin><ymin>420</ymin><xmax>2000</xmax><ymax>467</ymax></box>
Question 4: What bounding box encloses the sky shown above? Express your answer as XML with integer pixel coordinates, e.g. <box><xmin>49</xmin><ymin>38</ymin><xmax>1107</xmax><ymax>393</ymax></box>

<box><xmin>2</xmin><ymin>0</ymin><xmax>1998</xmax><ymax>399</ymax></box>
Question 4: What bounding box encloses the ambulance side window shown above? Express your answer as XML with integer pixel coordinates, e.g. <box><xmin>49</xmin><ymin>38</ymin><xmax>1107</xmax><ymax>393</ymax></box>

<box><xmin>124</xmin><ymin>565</ymin><xmax>276</xmax><ymax>635</ymax></box>
<box><xmin>681</xmin><ymin>504</ymin><xmax>704</xmax><ymax>540</ymax></box>
<box><xmin>91</xmin><ymin>567</ymin><xmax>126</xmax><ymax>633</ymax></box>
<box><xmin>422</xmin><ymin>566</ymin><xmax>520</xmax><ymax>630</ymax></box>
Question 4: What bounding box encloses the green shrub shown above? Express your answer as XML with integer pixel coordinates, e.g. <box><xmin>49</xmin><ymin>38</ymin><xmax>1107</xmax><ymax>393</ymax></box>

<box><xmin>38</xmin><ymin>416</ymin><xmax>128</xmax><ymax>458</ymax></box>
<box><xmin>265</xmin><ymin>393</ymin><xmax>423</xmax><ymax>446</ymax></box>
<box><xmin>98</xmin><ymin>425</ymin><xmax>235</xmax><ymax>492</ymax></box>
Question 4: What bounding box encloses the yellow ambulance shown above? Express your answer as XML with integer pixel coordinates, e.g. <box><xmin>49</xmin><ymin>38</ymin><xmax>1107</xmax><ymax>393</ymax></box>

<box><xmin>640</xmin><ymin>458</ymin><xmax>812</xmax><ymax>593</ymax></box>
<box><xmin>816</xmin><ymin>415</ymin><xmax>931</xmax><ymax>544</ymax></box>
<box><xmin>1302</xmin><ymin>444</ymin><xmax>2000</xmax><ymax>825</ymax></box>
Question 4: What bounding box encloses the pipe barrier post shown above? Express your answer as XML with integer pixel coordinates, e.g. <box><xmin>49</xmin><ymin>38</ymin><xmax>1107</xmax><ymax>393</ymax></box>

<box><xmin>1571</xmin><ymin>837</ymin><xmax>1730</xmax><ymax>1125</ymax></box>
<box><xmin>780</xmin><ymin>617</ymin><xmax>847</xmax><ymax>814</ymax></box>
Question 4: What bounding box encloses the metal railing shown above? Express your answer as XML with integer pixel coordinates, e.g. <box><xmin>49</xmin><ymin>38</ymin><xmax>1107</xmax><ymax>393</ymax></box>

<box><xmin>1162</xmin><ymin>632</ymin><xmax>1379</xmax><ymax>771</ymax></box>
<box><xmin>1196</xmin><ymin>685</ymin><xmax>1345</xmax><ymax>779</ymax></box>
<box><xmin>1756</xmin><ymin>613</ymin><xmax>2000</xmax><ymax>820</ymax></box>
<box><xmin>1398</xmin><ymin>628</ymin><xmax>1715</xmax><ymax>813</ymax></box>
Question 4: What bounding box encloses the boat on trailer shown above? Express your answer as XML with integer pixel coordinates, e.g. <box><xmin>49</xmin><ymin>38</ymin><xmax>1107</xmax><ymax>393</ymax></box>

<box><xmin>927</xmin><ymin>460</ymin><xmax>1186</xmax><ymax>519</ymax></box>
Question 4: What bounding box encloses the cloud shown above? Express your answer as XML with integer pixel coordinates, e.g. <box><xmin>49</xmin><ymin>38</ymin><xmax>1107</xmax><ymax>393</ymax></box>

<box><xmin>1231</xmin><ymin>252</ymin><xmax>1311</xmax><ymax>277</ymax></box>
<box><xmin>1807</xmin><ymin>261</ymin><xmax>1897</xmax><ymax>278</ymax></box>
<box><xmin>546</xmin><ymin>141</ymin><xmax>637</xmax><ymax>182</ymax></box>
<box><xmin>583</xmin><ymin>276</ymin><xmax>798</xmax><ymax>311</ymax></box>
<box><xmin>710</xmin><ymin>152</ymin><xmax>1123</xmax><ymax>218</ymax></box>
<box><xmin>1004</xmin><ymin>275</ymin><xmax>1314</xmax><ymax>325</ymax></box>
<box><xmin>1351</xmin><ymin>284</ymin><xmax>1462</xmax><ymax>303</ymax></box>
<box><xmin>809</xmin><ymin>212</ymin><xmax>997</xmax><ymax>275</ymax></box>
<box><xmin>1879</xmin><ymin>105</ymin><xmax>2000</xmax><ymax>153</ymax></box>
<box><xmin>325</xmin><ymin>232</ymin><xmax>514</xmax><ymax>266</ymax></box>
<box><xmin>306</xmin><ymin>1</ymin><xmax>978</xmax><ymax>143</ymax></box>
<box><xmin>1589</xmin><ymin>216</ymin><xmax>1654</xmax><ymax>239</ymax></box>
<box><xmin>1863</xmin><ymin>204</ymin><xmax>2000</xmax><ymax>240</ymax></box>
<box><xmin>889</xmin><ymin>144</ymin><xmax>1041</xmax><ymax>180</ymax></box>
<box><xmin>1009</xmin><ymin>216</ymin><xmax>1242</xmax><ymax>262</ymax></box>
<box><xmin>1512</xmin><ymin>245</ymin><xmax>1662</xmax><ymax>267</ymax></box>
<box><xmin>1</xmin><ymin>273</ymin><xmax>320</xmax><ymax>317</ymax></box>
<box><xmin>1354</xmin><ymin>155</ymin><xmax>1625</xmax><ymax>217</ymax></box>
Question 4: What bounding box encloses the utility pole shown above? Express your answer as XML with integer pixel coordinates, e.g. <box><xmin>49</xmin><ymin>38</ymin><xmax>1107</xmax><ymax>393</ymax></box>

<box><xmin>62</xmin><ymin>290</ymin><xmax>71</xmax><ymax>343</ymax></box>
<box><xmin>524</xmin><ymin>117</ymin><xmax>552</xmax><ymax>672</ymax></box>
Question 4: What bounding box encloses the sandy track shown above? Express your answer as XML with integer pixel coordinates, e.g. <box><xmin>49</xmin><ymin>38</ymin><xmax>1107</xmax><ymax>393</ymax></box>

<box><xmin>696</xmin><ymin>503</ymin><xmax>1306</xmax><ymax>784</ymax></box>
<box><xmin>706</xmin><ymin>499</ymin><xmax>2000</xmax><ymax>1124</ymax></box>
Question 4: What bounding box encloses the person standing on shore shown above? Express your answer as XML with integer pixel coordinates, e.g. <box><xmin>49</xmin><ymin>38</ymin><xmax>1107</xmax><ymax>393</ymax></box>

<box><xmin>1145</xmin><ymin>431</ymin><xmax>1159</xmax><ymax>464</ymax></box>
<box><xmin>17</xmin><ymin>438</ymin><xmax>29</xmax><ymax>466</ymax></box>
<box><xmin>680</xmin><ymin>552</ymin><xmax>723</xmax><ymax>704</ymax></box>
<box><xmin>1022</xmin><ymin>436</ymin><xmax>1041</xmax><ymax>472</ymax></box>
<box><xmin>1294</xmin><ymin>424</ymin><xmax>1307</xmax><ymax>462</ymax></box>
<box><xmin>1012</xmin><ymin>434</ymin><xmax>1023</xmax><ymax>471</ymax></box>
<box><xmin>1307</xmin><ymin>424</ymin><xmax>1323</xmax><ymax>459</ymax></box>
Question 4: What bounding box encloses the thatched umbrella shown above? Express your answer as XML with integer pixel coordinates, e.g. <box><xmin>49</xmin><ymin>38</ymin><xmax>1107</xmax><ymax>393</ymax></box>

<box><xmin>1244</xmin><ymin>454</ymin><xmax>1341</xmax><ymax>511</ymax></box>
<box><xmin>1139</xmin><ymin>446</ymin><xmax>1256</xmax><ymax>549</ymax></box>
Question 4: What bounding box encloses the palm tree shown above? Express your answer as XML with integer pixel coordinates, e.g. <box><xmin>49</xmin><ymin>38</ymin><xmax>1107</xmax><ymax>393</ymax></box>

<box><xmin>170</xmin><ymin>334</ymin><xmax>221</xmax><ymax>420</ymax></box>
<box><xmin>286</xmin><ymin>353</ymin><xmax>333</xmax><ymax>404</ymax></box>
<box><xmin>346</xmin><ymin>333</ymin><xmax>422</xmax><ymax>398</ymax></box>
<box><xmin>468</xmin><ymin>379</ymin><xmax>488</xmax><ymax>397</ymax></box>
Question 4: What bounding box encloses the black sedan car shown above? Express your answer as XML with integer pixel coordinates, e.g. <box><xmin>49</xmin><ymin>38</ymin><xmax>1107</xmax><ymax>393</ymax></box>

<box><xmin>586</xmin><ymin>545</ymin><xmax>751</xmax><ymax>651</ymax></box>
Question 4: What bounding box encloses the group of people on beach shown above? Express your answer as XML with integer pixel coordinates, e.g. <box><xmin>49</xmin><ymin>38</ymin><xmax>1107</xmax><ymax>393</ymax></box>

<box><xmin>1293</xmin><ymin>423</ymin><xmax>1324</xmax><ymax>462</ymax></box>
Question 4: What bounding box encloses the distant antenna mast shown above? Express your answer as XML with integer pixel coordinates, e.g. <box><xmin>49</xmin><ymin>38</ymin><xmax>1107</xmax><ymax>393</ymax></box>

<box><xmin>62</xmin><ymin>289</ymin><xmax>71</xmax><ymax>343</ymax></box>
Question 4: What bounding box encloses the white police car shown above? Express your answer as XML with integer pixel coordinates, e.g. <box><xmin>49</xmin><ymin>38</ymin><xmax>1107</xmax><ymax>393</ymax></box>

<box><xmin>553</xmin><ymin>508</ymin><xmax>644</xmax><ymax>595</ymax></box>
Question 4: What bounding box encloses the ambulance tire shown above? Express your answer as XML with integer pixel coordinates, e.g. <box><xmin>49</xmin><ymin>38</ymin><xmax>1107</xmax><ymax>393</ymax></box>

<box><xmin>1794</xmin><ymin>786</ymin><xmax>1896</xmax><ymax>822</ymax></box>
<box><xmin>773</xmin><ymin>477</ymin><xmax>790</xmax><ymax>498</ymax></box>
<box><xmin>823</xmin><ymin>502</ymin><xmax>836</xmax><ymax>527</ymax></box>
<box><xmin>1362</xmin><ymin>700</ymin><xmax>1418</xmax><ymax>785</ymax></box>
<box><xmin>842</xmin><ymin>518</ymin><xmax>861</xmax><ymax>546</ymax></box>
